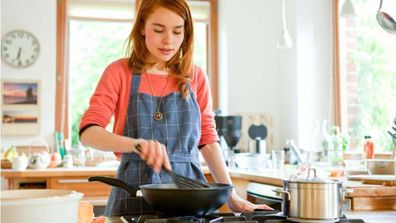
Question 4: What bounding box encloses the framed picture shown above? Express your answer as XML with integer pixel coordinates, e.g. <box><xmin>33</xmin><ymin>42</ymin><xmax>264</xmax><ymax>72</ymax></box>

<box><xmin>1</xmin><ymin>79</ymin><xmax>41</xmax><ymax>136</ymax></box>
<box><xmin>2</xmin><ymin>80</ymin><xmax>39</xmax><ymax>105</ymax></box>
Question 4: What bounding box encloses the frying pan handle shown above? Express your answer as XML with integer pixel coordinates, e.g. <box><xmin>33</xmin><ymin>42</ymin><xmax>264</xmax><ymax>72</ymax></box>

<box><xmin>88</xmin><ymin>176</ymin><xmax>137</xmax><ymax>197</ymax></box>
<box><xmin>273</xmin><ymin>188</ymin><xmax>290</xmax><ymax>201</ymax></box>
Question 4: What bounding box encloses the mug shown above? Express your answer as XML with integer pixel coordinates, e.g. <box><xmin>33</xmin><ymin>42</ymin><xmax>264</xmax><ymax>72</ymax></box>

<box><xmin>12</xmin><ymin>156</ymin><xmax>28</xmax><ymax>171</ymax></box>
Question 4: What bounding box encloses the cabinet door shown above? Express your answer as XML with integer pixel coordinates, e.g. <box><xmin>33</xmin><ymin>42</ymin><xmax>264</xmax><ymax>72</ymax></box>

<box><xmin>49</xmin><ymin>177</ymin><xmax>111</xmax><ymax>197</ymax></box>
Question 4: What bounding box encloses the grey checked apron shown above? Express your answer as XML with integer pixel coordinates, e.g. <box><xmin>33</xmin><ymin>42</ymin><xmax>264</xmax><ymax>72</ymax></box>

<box><xmin>104</xmin><ymin>73</ymin><xmax>207</xmax><ymax>216</ymax></box>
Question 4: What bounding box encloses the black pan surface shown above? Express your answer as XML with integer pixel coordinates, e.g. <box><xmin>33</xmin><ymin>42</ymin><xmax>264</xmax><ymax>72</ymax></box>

<box><xmin>89</xmin><ymin>176</ymin><xmax>233</xmax><ymax>216</ymax></box>
<box><xmin>140</xmin><ymin>183</ymin><xmax>233</xmax><ymax>216</ymax></box>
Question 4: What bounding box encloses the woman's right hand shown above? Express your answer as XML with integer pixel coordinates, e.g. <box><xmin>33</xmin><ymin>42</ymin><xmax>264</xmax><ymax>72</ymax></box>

<box><xmin>134</xmin><ymin>139</ymin><xmax>171</xmax><ymax>173</ymax></box>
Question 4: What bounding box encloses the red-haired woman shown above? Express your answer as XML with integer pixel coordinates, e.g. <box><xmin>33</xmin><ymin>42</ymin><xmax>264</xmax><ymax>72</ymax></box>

<box><xmin>79</xmin><ymin>0</ymin><xmax>272</xmax><ymax>216</ymax></box>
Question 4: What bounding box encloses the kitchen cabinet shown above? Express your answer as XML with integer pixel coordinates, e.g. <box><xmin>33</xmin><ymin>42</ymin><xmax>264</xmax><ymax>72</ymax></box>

<box><xmin>1</xmin><ymin>167</ymin><xmax>115</xmax><ymax>206</ymax></box>
<box><xmin>48</xmin><ymin>176</ymin><xmax>111</xmax><ymax>197</ymax></box>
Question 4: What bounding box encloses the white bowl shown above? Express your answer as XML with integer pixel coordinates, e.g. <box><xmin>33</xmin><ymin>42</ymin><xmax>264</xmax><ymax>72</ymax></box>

<box><xmin>1</xmin><ymin>189</ymin><xmax>83</xmax><ymax>223</ymax></box>
<box><xmin>365</xmin><ymin>159</ymin><xmax>395</xmax><ymax>175</ymax></box>
<box><xmin>235</xmin><ymin>153</ymin><xmax>270</xmax><ymax>170</ymax></box>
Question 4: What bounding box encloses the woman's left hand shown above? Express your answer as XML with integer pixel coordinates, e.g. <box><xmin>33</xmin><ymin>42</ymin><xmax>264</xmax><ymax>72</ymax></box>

<box><xmin>227</xmin><ymin>191</ymin><xmax>274</xmax><ymax>212</ymax></box>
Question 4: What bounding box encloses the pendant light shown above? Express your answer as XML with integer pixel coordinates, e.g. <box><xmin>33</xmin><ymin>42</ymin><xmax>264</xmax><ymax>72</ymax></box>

<box><xmin>277</xmin><ymin>0</ymin><xmax>292</xmax><ymax>49</ymax></box>
<box><xmin>340</xmin><ymin>0</ymin><xmax>356</xmax><ymax>18</ymax></box>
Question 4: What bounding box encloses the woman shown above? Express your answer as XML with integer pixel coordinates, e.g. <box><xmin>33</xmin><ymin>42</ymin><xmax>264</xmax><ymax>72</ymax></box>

<box><xmin>79</xmin><ymin>0</ymin><xmax>272</xmax><ymax>216</ymax></box>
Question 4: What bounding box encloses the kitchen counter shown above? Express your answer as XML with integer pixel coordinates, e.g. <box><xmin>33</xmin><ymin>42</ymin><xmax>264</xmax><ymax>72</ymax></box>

<box><xmin>1</xmin><ymin>166</ymin><xmax>116</xmax><ymax>178</ymax></box>
<box><xmin>346</xmin><ymin>210</ymin><xmax>396</xmax><ymax>222</ymax></box>
<box><xmin>2</xmin><ymin>165</ymin><xmax>395</xmax><ymax>210</ymax></box>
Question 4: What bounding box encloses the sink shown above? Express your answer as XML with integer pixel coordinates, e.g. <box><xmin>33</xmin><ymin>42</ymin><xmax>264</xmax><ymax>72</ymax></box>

<box><xmin>234</xmin><ymin>153</ymin><xmax>270</xmax><ymax>170</ymax></box>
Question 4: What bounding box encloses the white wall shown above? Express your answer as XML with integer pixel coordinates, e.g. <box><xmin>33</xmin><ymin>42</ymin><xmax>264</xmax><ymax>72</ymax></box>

<box><xmin>1</xmin><ymin>0</ymin><xmax>57</xmax><ymax>150</ymax></box>
<box><xmin>218</xmin><ymin>0</ymin><xmax>334</xmax><ymax>150</ymax></box>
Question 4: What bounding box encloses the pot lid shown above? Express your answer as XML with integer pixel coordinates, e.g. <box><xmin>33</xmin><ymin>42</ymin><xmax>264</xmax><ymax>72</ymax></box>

<box><xmin>288</xmin><ymin>168</ymin><xmax>336</xmax><ymax>184</ymax></box>
<box><xmin>291</xmin><ymin>177</ymin><xmax>335</xmax><ymax>184</ymax></box>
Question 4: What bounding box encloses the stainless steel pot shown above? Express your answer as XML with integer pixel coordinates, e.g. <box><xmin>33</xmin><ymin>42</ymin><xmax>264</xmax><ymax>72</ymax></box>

<box><xmin>274</xmin><ymin>168</ymin><xmax>352</xmax><ymax>223</ymax></box>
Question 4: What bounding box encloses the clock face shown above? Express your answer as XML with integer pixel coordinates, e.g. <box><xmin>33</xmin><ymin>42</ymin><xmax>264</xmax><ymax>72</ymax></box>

<box><xmin>1</xmin><ymin>30</ymin><xmax>40</xmax><ymax>68</ymax></box>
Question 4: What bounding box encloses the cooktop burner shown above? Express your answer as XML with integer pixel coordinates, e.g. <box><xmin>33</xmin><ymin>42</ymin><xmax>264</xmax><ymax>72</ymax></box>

<box><xmin>120</xmin><ymin>211</ymin><xmax>365</xmax><ymax>223</ymax></box>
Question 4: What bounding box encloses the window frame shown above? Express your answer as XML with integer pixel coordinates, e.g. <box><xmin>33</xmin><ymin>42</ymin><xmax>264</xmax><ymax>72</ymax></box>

<box><xmin>333</xmin><ymin>0</ymin><xmax>342</xmax><ymax>128</ymax></box>
<box><xmin>55</xmin><ymin>0</ymin><xmax>219</xmax><ymax>139</ymax></box>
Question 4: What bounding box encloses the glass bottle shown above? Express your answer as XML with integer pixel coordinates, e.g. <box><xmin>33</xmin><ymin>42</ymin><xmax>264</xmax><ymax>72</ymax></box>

<box><xmin>363</xmin><ymin>135</ymin><xmax>374</xmax><ymax>159</ymax></box>
<box><xmin>311</xmin><ymin>120</ymin><xmax>334</xmax><ymax>163</ymax></box>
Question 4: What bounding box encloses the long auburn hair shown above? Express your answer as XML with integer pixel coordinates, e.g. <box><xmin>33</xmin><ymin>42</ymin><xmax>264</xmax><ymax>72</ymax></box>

<box><xmin>125</xmin><ymin>0</ymin><xmax>194</xmax><ymax>99</ymax></box>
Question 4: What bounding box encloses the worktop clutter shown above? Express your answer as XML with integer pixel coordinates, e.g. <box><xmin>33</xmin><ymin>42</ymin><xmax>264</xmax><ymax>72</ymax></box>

<box><xmin>1</xmin><ymin>132</ymin><xmax>118</xmax><ymax>171</ymax></box>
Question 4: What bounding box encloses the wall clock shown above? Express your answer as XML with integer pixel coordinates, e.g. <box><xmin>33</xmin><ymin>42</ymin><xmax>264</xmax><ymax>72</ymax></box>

<box><xmin>1</xmin><ymin>30</ymin><xmax>40</xmax><ymax>68</ymax></box>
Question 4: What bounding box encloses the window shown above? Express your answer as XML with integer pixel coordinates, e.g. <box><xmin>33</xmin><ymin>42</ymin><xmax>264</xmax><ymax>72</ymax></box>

<box><xmin>56</xmin><ymin>0</ymin><xmax>218</xmax><ymax>145</ymax></box>
<box><xmin>335</xmin><ymin>0</ymin><xmax>396</xmax><ymax>151</ymax></box>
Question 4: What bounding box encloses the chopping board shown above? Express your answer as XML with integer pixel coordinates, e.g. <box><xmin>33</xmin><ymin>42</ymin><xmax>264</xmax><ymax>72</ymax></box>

<box><xmin>349</xmin><ymin>175</ymin><xmax>396</xmax><ymax>186</ymax></box>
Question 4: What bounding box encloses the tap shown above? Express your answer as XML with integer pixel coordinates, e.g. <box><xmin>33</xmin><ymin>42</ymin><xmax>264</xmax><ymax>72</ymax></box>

<box><xmin>286</xmin><ymin>139</ymin><xmax>305</xmax><ymax>164</ymax></box>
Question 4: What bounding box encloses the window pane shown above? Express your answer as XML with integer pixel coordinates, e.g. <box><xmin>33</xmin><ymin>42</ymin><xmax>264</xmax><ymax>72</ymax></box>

<box><xmin>339</xmin><ymin>0</ymin><xmax>396</xmax><ymax>151</ymax></box>
<box><xmin>69</xmin><ymin>20</ymin><xmax>131</xmax><ymax>145</ymax></box>
<box><xmin>194</xmin><ymin>22</ymin><xmax>208</xmax><ymax>74</ymax></box>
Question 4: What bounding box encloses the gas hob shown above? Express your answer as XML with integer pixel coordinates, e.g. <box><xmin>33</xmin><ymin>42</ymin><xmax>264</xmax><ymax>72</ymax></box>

<box><xmin>120</xmin><ymin>210</ymin><xmax>365</xmax><ymax>223</ymax></box>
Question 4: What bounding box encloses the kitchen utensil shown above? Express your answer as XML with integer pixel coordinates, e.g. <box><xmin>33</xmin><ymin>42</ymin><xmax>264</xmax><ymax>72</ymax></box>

<box><xmin>388</xmin><ymin>130</ymin><xmax>396</xmax><ymax>146</ymax></box>
<box><xmin>377</xmin><ymin>0</ymin><xmax>396</xmax><ymax>34</ymax></box>
<box><xmin>215</xmin><ymin>115</ymin><xmax>242</xmax><ymax>150</ymax></box>
<box><xmin>1</xmin><ymin>189</ymin><xmax>83</xmax><ymax>223</ymax></box>
<box><xmin>248</xmin><ymin>124</ymin><xmax>268</xmax><ymax>140</ymax></box>
<box><xmin>286</xmin><ymin>139</ymin><xmax>305</xmax><ymax>164</ymax></box>
<box><xmin>88</xmin><ymin>176</ymin><xmax>233</xmax><ymax>216</ymax></box>
<box><xmin>28</xmin><ymin>153</ymin><xmax>50</xmax><ymax>169</ymax></box>
<box><xmin>134</xmin><ymin>144</ymin><xmax>210</xmax><ymax>188</ymax></box>
<box><xmin>27</xmin><ymin>139</ymin><xmax>50</xmax><ymax>169</ymax></box>
<box><xmin>274</xmin><ymin>168</ymin><xmax>352</xmax><ymax>222</ymax></box>
<box><xmin>248</xmin><ymin>124</ymin><xmax>267</xmax><ymax>154</ymax></box>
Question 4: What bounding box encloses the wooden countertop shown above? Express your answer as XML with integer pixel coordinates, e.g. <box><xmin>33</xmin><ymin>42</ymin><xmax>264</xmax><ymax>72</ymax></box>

<box><xmin>2</xmin><ymin>165</ymin><xmax>395</xmax><ymax>198</ymax></box>
<box><xmin>1</xmin><ymin>167</ymin><xmax>117</xmax><ymax>178</ymax></box>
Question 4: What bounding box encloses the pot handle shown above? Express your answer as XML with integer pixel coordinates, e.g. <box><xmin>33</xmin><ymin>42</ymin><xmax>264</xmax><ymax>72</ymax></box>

<box><xmin>88</xmin><ymin>176</ymin><xmax>137</xmax><ymax>197</ymax></box>
<box><xmin>273</xmin><ymin>188</ymin><xmax>291</xmax><ymax>201</ymax></box>
<box><xmin>341</xmin><ymin>188</ymin><xmax>354</xmax><ymax>202</ymax></box>
<box><xmin>307</xmin><ymin>168</ymin><xmax>317</xmax><ymax>179</ymax></box>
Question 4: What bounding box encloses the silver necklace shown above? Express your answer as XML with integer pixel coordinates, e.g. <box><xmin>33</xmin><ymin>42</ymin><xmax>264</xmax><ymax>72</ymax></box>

<box><xmin>146</xmin><ymin>73</ymin><xmax>170</xmax><ymax>121</ymax></box>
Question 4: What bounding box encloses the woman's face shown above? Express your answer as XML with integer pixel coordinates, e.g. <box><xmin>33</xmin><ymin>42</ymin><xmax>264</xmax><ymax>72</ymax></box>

<box><xmin>143</xmin><ymin>7</ymin><xmax>185</xmax><ymax>65</ymax></box>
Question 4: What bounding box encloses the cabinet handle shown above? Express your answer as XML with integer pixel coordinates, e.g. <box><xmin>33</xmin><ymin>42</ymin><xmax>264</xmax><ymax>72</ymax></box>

<box><xmin>57</xmin><ymin>179</ymin><xmax>89</xmax><ymax>184</ymax></box>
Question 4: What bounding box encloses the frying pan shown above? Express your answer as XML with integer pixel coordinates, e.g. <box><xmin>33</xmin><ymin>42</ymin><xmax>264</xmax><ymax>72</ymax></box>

<box><xmin>89</xmin><ymin>176</ymin><xmax>233</xmax><ymax>216</ymax></box>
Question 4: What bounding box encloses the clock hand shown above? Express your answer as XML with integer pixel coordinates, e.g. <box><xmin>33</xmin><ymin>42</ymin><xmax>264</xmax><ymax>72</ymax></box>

<box><xmin>16</xmin><ymin>48</ymin><xmax>22</xmax><ymax>60</ymax></box>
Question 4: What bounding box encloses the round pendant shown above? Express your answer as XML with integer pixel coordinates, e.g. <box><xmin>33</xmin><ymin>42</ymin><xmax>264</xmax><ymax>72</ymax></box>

<box><xmin>154</xmin><ymin>112</ymin><xmax>163</xmax><ymax>121</ymax></box>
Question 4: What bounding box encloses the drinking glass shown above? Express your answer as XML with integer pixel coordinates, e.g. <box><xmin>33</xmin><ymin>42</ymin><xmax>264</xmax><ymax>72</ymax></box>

<box><xmin>272</xmin><ymin>150</ymin><xmax>285</xmax><ymax>170</ymax></box>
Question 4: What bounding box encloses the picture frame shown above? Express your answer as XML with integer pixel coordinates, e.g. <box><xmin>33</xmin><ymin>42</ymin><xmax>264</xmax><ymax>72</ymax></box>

<box><xmin>1</xmin><ymin>79</ymin><xmax>41</xmax><ymax>136</ymax></box>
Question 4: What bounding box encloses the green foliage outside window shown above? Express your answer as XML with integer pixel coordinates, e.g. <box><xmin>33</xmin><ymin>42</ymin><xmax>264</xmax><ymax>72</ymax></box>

<box><xmin>69</xmin><ymin>20</ymin><xmax>131</xmax><ymax>146</ymax></box>
<box><xmin>345</xmin><ymin>0</ymin><xmax>396</xmax><ymax>151</ymax></box>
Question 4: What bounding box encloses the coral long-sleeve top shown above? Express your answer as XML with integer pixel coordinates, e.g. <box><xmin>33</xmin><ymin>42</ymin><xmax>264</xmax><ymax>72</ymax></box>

<box><xmin>79</xmin><ymin>59</ymin><xmax>218</xmax><ymax>148</ymax></box>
